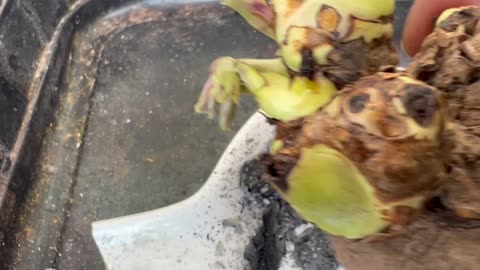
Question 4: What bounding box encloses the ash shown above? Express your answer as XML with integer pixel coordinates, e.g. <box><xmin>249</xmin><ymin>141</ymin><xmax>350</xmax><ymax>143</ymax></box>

<box><xmin>240</xmin><ymin>159</ymin><xmax>339</xmax><ymax>270</ymax></box>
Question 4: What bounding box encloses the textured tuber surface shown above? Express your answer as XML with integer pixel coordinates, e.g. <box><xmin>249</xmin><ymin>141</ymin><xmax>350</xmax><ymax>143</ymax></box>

<box><xmin>408</xmin><ymin>6</ymin><xmax>480</xmax><ymax>220</ymax></box>
<box><xmin>330</xmin><ymin>7</ymin><xmax>480</xmax><ymax>270</ymax></box>
<box><xmin>271</xmin><ymin>0</ymin><xmax>399</xmax><ymax>85</ymax></box>
<box><xmin>261</xmin><ymin>73</ymin><xmax>448</xmax><ymax>239</ymax></box>
<box><xmin>331</xmin><ymin>208</ymin><xmax>480</xmax><ymax>270</ymax></box>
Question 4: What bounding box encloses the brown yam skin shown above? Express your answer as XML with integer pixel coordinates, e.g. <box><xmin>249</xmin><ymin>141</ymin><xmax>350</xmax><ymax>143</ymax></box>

<box><xmin>407</xmin><ymin>7</ymin><xmax>480</xmax><ymax>122</ymax></box>
<box><xmin>321</xmin><ymin>37</ymin><xmax>399</xmax><ymax>88</ymax></box>
<box><xmin>442</xmin><ymin>126</ymin><xmax>480</xmax><ymax>219</ymax></box>
<box><xmin>408</xmin><ymin>6</ymin><xmax>480</xmax><ymax>220</ymax></box>
<box><xmin>287</xmin><ymin>14</ymin><xmax>399</xmax><ymax>89</ymax></box>
<box><xmin>331</xmin><ymin>210</ymin><xmax>480</xmax><ymax>270</ymax></box>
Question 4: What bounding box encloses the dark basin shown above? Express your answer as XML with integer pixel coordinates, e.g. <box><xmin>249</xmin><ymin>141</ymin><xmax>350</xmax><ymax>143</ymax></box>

<box><xmin>0</xmin><ymin>0</ymin><xmax>413</xmax><ymax>269</ymax></box>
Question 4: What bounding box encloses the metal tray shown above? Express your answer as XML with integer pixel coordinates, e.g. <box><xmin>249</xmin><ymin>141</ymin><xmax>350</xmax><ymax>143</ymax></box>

<box><xmin>0</xmin><ymin>0</ymin><xmax>412</xmax><ymax>269</ymax></box>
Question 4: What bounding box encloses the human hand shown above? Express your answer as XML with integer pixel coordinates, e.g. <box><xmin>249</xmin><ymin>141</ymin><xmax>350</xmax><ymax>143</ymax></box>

<box><xmin>402</xmin><ymin>0</ymin><xmax>480</xmax><ymax>57</ymax></box>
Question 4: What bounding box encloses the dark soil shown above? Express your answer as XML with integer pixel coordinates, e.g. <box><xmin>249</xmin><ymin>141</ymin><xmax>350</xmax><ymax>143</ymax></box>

<box><xmin>240</xmin><ymin>159</ymin><xmax>339</xmax><ymax>270</ymax></box>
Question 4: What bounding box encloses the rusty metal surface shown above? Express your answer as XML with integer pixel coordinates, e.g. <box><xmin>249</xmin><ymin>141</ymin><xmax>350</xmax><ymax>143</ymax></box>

<box><xmin>0</xmin><ymin>0</ymin><xmax>413</xmax><ymax>269</ymax></box>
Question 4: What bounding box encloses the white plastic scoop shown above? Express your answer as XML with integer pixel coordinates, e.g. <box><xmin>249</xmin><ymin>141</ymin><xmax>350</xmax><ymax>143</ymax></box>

<box><xmin>92</xmin><ymin>113</ymin><xmax>275</xmax><ymax>269</ymax></box>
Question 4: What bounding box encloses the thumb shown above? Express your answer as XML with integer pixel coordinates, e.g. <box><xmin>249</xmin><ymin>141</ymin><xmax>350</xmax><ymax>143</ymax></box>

<box><xmin>402</xmin><ymin>0</ymin><xmax>480</xmax><ymax>57</ymax></box>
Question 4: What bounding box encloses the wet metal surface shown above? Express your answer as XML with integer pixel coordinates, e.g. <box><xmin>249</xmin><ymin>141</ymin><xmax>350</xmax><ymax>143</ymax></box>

<box><xmin>8</xmin><ymin>2</ymin><xmax>273</xmax><ymax>269</ymax></box>
<box><xmin>57</xmin><ymin>4</ymin><xmax>273</xmax><ymax>269</ymax></box>
<box><xmin>2</xmin><ymin>0</ymin><xmax>413</xmax><ymax>269</ymax></box>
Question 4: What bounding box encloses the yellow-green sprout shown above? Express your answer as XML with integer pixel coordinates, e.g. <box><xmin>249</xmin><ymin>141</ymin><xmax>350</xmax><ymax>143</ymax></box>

<box><xmin>194</xmin><ymin>57</ymin><xmax>336</xmax><ymax>130</ymax></box>
<box><xmin>195</xmin><ymin>0</ymin><xmax>398</xmax><ymax>129</ymax></box>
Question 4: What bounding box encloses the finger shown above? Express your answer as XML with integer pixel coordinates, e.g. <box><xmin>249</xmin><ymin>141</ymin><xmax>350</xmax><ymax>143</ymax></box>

<box><xmin>402</xmin><ymin>0</ymin><xmax>480</xmax><ymax>57</ymax></box>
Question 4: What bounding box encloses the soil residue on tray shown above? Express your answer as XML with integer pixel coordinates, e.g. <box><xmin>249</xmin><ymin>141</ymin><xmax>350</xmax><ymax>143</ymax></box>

<box><xmin>240</xmin><ymin>159</ymin><xmax>339</xmax><ymax>270</ymax></box>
